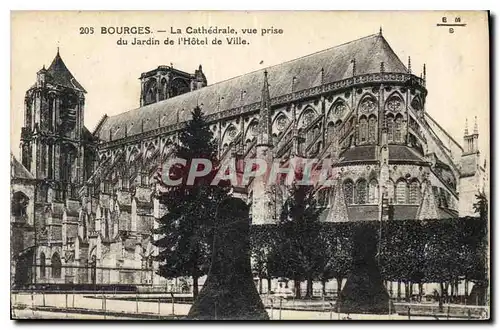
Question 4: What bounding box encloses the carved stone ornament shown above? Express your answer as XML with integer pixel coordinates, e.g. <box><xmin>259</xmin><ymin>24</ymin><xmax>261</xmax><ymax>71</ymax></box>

<box><xmin>303</xmin><ymin>111</ymin><xmax>315</xmax><ymax>125</ymax></box>
<box><xmin>227</xmin><ymin>126</ymin><xmax>237</xmax><ymax>138</ymax></box>
<box><xmin>360</xmin><ymin>98</ymin><xmax>377</xmax><ymax>114</ymax></box>
<box><xmin>250</xmin><ymin>123</ymin><xmax>258</xmax><ymax>135</ymax></box>
<box><xmin>276</xmin><ymin>115</ymin><xmax>288</xmax><ymax>131</ymax></box>
<box><xmin>334</xmin><ymin>102</ymin><xmax>347</xmax><ymax>116</ymax></box>
<box><xmin>386</xmin><ymin>97</ymin><xmax>403</xmax><ymax>112</ymax></box>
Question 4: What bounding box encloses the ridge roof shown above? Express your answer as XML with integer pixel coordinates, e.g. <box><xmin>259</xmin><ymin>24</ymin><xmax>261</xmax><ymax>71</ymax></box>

<box><xmin>98</xmin><ymin>33</ymin><xmax>408</xmax><ymax>142</ymax></box>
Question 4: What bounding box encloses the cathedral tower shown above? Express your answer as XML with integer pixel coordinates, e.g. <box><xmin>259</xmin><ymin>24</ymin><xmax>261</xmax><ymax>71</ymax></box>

<box><xmin>459</xmin><ymin>117</ymin><xmax>485</xmax><ymax>216</ymax></box>
<box><xmin>20</xmin><ymin>50</ymin><xmax>87</xmax><ymax>200</ymax></box>
<box><xmin>139</xmin><ymin>64</ymin><xmax>207</xmax><ymax>106</ymax></box>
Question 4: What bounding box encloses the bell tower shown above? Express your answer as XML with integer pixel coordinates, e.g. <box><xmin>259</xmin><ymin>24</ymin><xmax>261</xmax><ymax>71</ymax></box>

<box><xmin>139</xmin><ymin>64</ymin><xmax>207</xmax><ymax>106</ymax></box>
<box><xmin>459</xmin><ymin>117</ymin><xmax>485</xmax><ymax>216</ymax></box>
<box><xmin>20</xmin><ymin>49</ymin><xmax>86</xmax><ymax>200</ymax></box>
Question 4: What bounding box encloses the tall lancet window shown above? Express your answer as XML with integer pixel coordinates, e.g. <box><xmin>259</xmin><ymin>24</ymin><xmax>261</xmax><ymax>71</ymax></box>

<box><xmin>395</xmin><ymin>179</ymin><xmax>408</xmax><ymax>204</ymax></box>
<box><xmin>40</xmin><ymin>253</ymin><xmax>46</xmax><ymax>278</ymax></box>
<box><xmin>368</xmin><ymin>115</ymin><xmax>377</xmax><ymax>143</ymax></box>
<box><xmin>48</xmin><ymin>96</ymin><xmax>54</xmax><ymax>131</ymax></box>
<box><xmin>355</xmin><ymin>179</ymin><xmax>368</xmax><ymax>204</ymax></box>
<box><xmin>387</xmin><ymin>115</ymin><xmax>394</xmax><ymax>143</ymax></box>
<box><xmin>395</xmin><ymin>115</ymin><xmax>403</xmax><ymax>143</ymax></box>
<box><xmin>25</xmin><ymin>99</ymin><xmax>32</xmax><ymax>130</ymax></box>
<box><xmin>409</xmin><ymin>179</ymin><xmax>421</xmax><ymax>204</ymax></box>
<box><xmin>358</xmin><ymin>116</ymin><xmax>368</xmax><ymax>143</ymax></box>
<box><xmin>51</xmin><ymin>253</ymin><xmax>61</xmax><ymax>278</ymax></box>
<box><xmin>387</xmin><ymin>180</ymin><xmax>395</xmax><ymax>203</ymax></box>
<box><xmin>368</xmin><ymin>179</ymin><xmax>379</xmax><ymax>204</ymax></box>
<box><xmin>343</xmin><ymin>179</ymin><xmax>354</xmax><ymax>205</ymax></box>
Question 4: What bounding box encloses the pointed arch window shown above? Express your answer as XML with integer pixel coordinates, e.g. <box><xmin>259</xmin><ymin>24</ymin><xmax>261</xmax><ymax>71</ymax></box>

<box><xmin>387</xmin><ymin>115</ymin><xmax>394</xmax><ymax>143</ymax></box>
<box><xmin>368</xmin><ymin>115</ymin><xmax>377</xmax><ymax>143</ymax></box>
<box><xmin>355</xmin><ymin>179</ymin><xmax>368</xmax><ymax>204</ymax></box>
<box><xmin>104</xmin><ymin>209</ymin><xmax>110</xmax><ymax>238</ymax></box>
<box><xmin>51</xmin><ymin>253</ymin><xmax>61</xmax><ymax>278</ymax></box>
<box><xmin>40</xmin><ymin>253</ymin><xmax>46</xmax><ymax>278</ymax></box>
<box><xmin>40</xmin><ymin>145</ymin><xmax>47</xmax><ymax>176</ymax></box>
<box><xmin>12</xmin><ymin>191</ymin><xmax>29</xmax><ymax>217</ymax></box>
<box><xmin>343</xmin><ymin>180</ymin><xmax>354</xmax><ymax>205</ymax></box>
<box><xmin>160</xmin><ymin>79</ymin><xmax>168</xmax><ymax>100</ymax></box>
<box><xmin>358</xmin><ymin>116</ymin><xmax>368</xmax><ymax>144</ymax></box>
<box><xmin>395</xmin><ymin>115</ymin><xmax>403</xmax><ymax>143</ymax></box>
<box><xmin>409</xmin><ymin>180</ymin><xmax>421</xmax><ymax>204</ymax></box>
<box><xmin>368</xmin><ymin>179</ymin><xmax>379</xmax><ymax>204</ymax></box>
<box><xmin>25</xmin><ymin>99</ymin><xmax>33</xmax><ymax>130</ymax></box>
<box><xmin>387</xmin><ymin>180</ymin><xmax>395</xmax><ymax>203</ymax></box>
<box><xmin>48</xmin><ymin>96</ymin><xmax>54</xmax><ymax>131</ymax></box>
<box><xmin>395</xmin><ymin>179</ymin><xmax>408</xmax><ymax>204</ymax></box>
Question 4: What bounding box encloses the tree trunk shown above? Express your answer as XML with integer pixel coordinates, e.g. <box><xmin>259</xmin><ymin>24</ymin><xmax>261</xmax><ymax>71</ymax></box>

<box><xmin>336</xmin><ymin>277</ymin><xmax>343</xmax><ymax>297</ymax></box>
<box><xmin>294</xmin><ymin>279</ymin><xmax>301</xmax><ymax>299</ymax></box>
<box><xmin>305</xmin><ymin>276</ymin><xmax>313</xmax><ymax>299</ymax></box>
<box><xmin>193</xmin><ymin>275</ymin><xmax>199</xmax><ymax>299</ymax></box>
<box><xmin>267</xmin><ymin>277</ymin><xmax>272</xmax><ymax>294</ymax></box>
<box><xmin>397</xmin><ymin>281</ymin><xmax>401</xmax><ymax>301</ymax></box>
<box><xmin>321</xmin><ymin>279</ymin><xmax>326</xmax><ymax>297</ymax></box>
<box><xmin>258</xmin><ymin>278</ymin><xmax>263</xmax><ymax>294</ymax></box>
<box><xmin>444</xmin><ymin>282</ymin><xmax>450</xmax><ymax>303</ymax></box>
<box><xmin>439</xmin><ymin>282</ymin><xmax>444</xmax><ymax>312</ymax></box>
<box><xmin>465</xmin><ymin>279</ymin><xmax>469</xmax><ymax>304</ymax></box>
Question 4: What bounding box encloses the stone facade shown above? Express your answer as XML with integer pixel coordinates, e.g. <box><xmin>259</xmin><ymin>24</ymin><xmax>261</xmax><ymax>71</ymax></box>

<box><xmin>11</xmin><ymin>32</ymin><xmax>486</xmax><ymax>288</ymax></box>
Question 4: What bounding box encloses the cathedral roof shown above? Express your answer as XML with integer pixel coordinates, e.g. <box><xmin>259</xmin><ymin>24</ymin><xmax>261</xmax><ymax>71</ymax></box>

<box><xmin>339</xmin><ymin>146</ymin><xmax>377</xmax><ymax>163</ymax></box>
<box><xmin>10</xmin><ymin>153</ymin><xmax>34</xmax><ymax>180</ymax></box>
<box><xmin>338</xmin><ymin>145</ymin><xmax>426</xmax><ymax>164</ymax></box>
<box><xmin>46</xmin><ymin>51</ymin><xmax>86</xmax><ymax>92</ymax></box>
<box><xmin>97</xmin><ymin>33</ymin><xmax>408</xmax><ymax>142</ymax></box>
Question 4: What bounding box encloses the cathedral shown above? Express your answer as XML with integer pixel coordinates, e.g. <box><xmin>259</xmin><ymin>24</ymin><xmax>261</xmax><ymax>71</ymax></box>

<box><xmin>11</xmin><ymin>31</ymin><xmax>487</xmax><ymax>289</ymax></box>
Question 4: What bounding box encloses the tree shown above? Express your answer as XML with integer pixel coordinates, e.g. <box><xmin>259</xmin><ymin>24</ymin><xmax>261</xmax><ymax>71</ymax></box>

<box><xmin>270</xmin><ymin>183</ymin><xmax>325</xmax><ymax>299</ymax></box>
<box><xmin>379</xmin><ymin>220</ymin><xmax>424</xmax><ymax>301</ymax></box>
<box><xmin>320</xmin><ymin>223</ymin><xmax>353</xmax><ymax>297</ymax></box>
<box><xmin>250</xmin><ymin>225</ymin><xmax>277</xmax><ymax>294</ymax></box>
<box><xmin>153</xmin><ymin>106</ymin><xmax>230</xmax><ymax>298</ymax></box>
<box><xmin>473</xmin><ymin>191</ymin><xmax>488</xmax><ymax>220</ymax></box>
<box><xmin>469</xmin><ymin>192</ymin><xmax>489</xmax><ymax>305</ymax></box>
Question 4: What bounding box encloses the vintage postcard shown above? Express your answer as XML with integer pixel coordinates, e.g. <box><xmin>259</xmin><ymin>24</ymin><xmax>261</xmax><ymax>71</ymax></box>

<box><xmin>10</xmin><ymin>11</ymin><xmax>490</xmax><ymax>320</ymax></box>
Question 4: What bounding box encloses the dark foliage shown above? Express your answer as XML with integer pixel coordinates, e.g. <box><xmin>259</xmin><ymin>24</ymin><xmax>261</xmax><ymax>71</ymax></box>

<box><xmin>153</xmin><ymin>106</ymin><xmax>230</xmax><ymax>298</ymax></box>
<box><xmin>266</xmin><ymin>184</ymin><xmax>326</xmax><ymax>298</ymax></box>
<box><xmin>187</xmin><ymin>198</ymin><xmax>268</xmax><ymax>320</ymax></box>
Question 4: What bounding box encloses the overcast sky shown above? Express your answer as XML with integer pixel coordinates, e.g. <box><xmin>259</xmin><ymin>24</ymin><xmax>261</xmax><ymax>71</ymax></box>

<box><xmin>11</xmin><ymin>11</ymin><xmax>489</xmax><ymax>163</ymax></box>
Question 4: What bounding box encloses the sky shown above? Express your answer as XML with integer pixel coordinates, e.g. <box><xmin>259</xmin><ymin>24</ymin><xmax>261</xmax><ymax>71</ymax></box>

<box><xmin>10</xmin><ymin>11</ymin><xmax>489</xmax><ymax>163</ymax></box>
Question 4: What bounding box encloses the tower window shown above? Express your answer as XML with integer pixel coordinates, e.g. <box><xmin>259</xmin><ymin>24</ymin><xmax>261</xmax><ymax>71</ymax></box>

<box><xmin>40</xmin><ymin>253</ymin><xmax>46</xmax><ymax>278</ymax></box>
